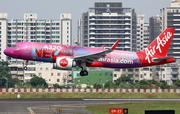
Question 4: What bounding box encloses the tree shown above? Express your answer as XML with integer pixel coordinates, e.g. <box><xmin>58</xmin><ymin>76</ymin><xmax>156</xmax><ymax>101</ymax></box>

<box><xmin>0</xmin><ymin>79</ymin><xmax>6</xmax><ymax>87</ymax></box>
<box><xmin>86</xmin><ymin>85</ymin><xmax>92</xmax><ymax>89</ymax></box>
<box><xmin>104</xmin><ymin>81</ymin><xmax>116</xmax><ymax>88</ymax></box>
<box><xmin>115</xmin><ymin>76</ymin><xmax>133</xmax><ymax>86</ymax></box>
<box><xmin>147</xmin><ymin>79</ymin><xmax>160</xmax><ymax>86</ymax></box>
<box><xmin>53</xmin><ymin>83</ymin><xmax>60</xmax><ymax>88</ymax></box>
<box><xmin>0</xmin><ymin>61</ymin><xmax>11</xmax><ymax>79</ymax></box>
<box><xmin>174</xmin><ymin>80</ymin><xmax>180</xmax><ymax>87</ymax></box>
<box><xmin>16</xmin><ymin>82</ymin><xmax>33</xmax><ymax>88</ymax></box>
<box><xmin>0</xmin><ymin>61</ymin><xmax>12</xmax><ymax>87</ymax></box>
<box><xmin>139</xmin><ymin>80</ymin><xmax>149</xmax><ymax>85</ymax></box>
<box><xmin>30</xmin><ymin>75</ymin><xmax>48</xmax><ymax>88</ymax></box>
<box><xmin>160</xmin><ymin>82</ymin><xmax>170</xmax><ymax>89</ymax></box>
<box><xmin>119</xmin><ymin>82</ymin><xmax>133</xmax><ymax>89</ymax></box>
<box><xmin>93</xmin><ymin>83</ymin><xmax>102</xmax><ymax>89</ymax></box>
<box><xmin>134</xmin><ymin>80</ymin><xmax>150</xmax><ymax>89</ymax></box>
<box><xmin>8</xmin><ymin>78</ymin><xmax>20</xmax><ymax>88</ymax></box>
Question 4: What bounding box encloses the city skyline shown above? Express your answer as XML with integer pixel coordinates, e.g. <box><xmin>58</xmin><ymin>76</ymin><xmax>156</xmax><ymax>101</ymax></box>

<box><xmin>0</xmin><ymin>0</ymin><xmax>173</xmax><ymax>40</ymax></box>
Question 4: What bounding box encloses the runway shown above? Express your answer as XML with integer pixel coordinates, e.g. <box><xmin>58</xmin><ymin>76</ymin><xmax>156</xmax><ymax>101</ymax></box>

<box><xmin>0</xmin><ymin>98</ymin><xmax>179</xmax><ymax>114</ymax></box>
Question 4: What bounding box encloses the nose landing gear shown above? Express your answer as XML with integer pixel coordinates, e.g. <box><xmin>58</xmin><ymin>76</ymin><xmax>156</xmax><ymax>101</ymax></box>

<box><xmin>23</xmin><ymin>60</ymin><xmax>28</xmax><ymax>70</ymax></box>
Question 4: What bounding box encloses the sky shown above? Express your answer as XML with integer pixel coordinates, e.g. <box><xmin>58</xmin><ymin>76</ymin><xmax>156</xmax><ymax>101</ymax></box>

<box><xmin>0</xmin><ymin>0</ymin><xmax>173</xmax><ymax>39</ymax></box>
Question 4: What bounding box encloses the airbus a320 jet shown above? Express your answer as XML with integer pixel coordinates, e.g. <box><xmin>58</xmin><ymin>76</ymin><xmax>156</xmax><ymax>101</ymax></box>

<box><xmin>4</xmin><ymin>28</ymin><xmax>176</xmax><ymax>76</ymax></box>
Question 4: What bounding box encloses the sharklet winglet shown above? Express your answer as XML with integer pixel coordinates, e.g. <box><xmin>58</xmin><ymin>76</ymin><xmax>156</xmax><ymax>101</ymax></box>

<box><xmin>111</xmin><ymin>39</ymin><xmax>120</xmax><ymax>50</ymax></box>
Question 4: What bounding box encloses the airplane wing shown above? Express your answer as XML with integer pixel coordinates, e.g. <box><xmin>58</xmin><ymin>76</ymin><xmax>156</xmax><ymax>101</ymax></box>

<box><xmin>74</xmin><ymin>40</ymin><xmax>120</xmax><ymax>63</ymax></box>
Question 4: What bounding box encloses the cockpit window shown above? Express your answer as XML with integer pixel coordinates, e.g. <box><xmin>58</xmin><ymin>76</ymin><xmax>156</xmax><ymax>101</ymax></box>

<box><xmin>12</xmin><ymin>45</ymin><xmax>16</xmax><ymax>47</ymax></box>
<box><xmin>12</xmin><ymin>45</ymin><xmax>19</xmax><ymax>50</ymax></box>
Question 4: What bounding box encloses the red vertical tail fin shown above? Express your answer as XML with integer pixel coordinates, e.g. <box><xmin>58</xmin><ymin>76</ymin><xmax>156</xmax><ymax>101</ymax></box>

<box><xmin>139</xmin><ymin>28</ymin><xmax>175</xmax><ymax>64</ymax></box>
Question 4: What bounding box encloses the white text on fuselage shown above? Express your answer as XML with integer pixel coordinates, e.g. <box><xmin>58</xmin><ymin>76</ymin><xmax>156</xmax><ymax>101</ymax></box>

<box><xmin>145</xmin><ymin>32</ymin><xmax>172</xmax><ymax>63</ymax></box>
<box><xmin>43</xmin><ymin>45</ymin><xmax>62</xmax><ymax>50</ymax></box>
<box><xmin>98</xmin><ymin>57</ymin><xmax>133</xmax><ymax>64</ymax></box>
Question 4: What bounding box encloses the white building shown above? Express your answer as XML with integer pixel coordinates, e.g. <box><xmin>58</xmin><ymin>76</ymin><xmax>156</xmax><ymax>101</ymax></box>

<box><xmin>113</xmin><ymin>68</ymin><xmax>140</xmax><ymax>83</ymax></box>
<box><xmin>159</xmin><ymin>66</ymin><xmax>172</xmax><ymax>85</ymax></box>
<box><xmin>0</xmin><ymin>13</ymin><xmax>8</xmax><ymax>61</ymax></box>
<box><xmin>60</xmin><ymin>13</ymin><xmax>72</xmax><ymax>45</ymax></box>
<box><xmin>35</xmin><ymin>63</ymin><xmax>72</xmax><ymax>85</ymax></box>
<box><xmin>23</xmin><ymin>61</ymin><xmax>36</xmax><ymax>82</ymax></box>
<box><xmin>154</xmin><ymin>62</ymin><xmax>180</xmax><ymax>85</ymax></box>
<box><xmin>79</xmin><ymin>2</ymin><xmax>137</xmax><ymax>51</ymax></box>
<box><xmin>9</xmin><ymin>64</ymin><xmax>24</xmax><ymax>82</ymax></box>
<box><xmin>113</xmin><ymin>70</ymin><xmax>123</xmax><ymax>83</ymax></box>
<box><xmin>136</xmin><ymin>14</ymin><xmax>149</xmax><ymax>51</ymax></box>
<box><xmin>139</xmin><ymin>67</ymin><xmax>152</xmax><ymax>81</ymax></box>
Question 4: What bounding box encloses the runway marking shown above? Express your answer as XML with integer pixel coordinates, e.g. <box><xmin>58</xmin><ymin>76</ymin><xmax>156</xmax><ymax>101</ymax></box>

<box><xmin>27</xmin><ymin>107</ymin><xmax>35</xmax><ymax>114</ymax></box>
<box><xmin>51</xmin><ymin>105</ymin><xmax>85</xmax><ymax>107</ymax></box>
<box><xmin>55</xmin><ymin>108</ymin><xmax>73</xmax><ymax>110</ymax></box>
<box><xmin>83</xmin><ymin>99</ymin><xmax>180</xmax><ymax>101</ymax></box>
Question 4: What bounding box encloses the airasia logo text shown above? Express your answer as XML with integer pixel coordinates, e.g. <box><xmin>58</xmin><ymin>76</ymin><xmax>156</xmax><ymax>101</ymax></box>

<box><xmin>59</xmin><ymin>58</ymin><xmax>68</xmax><ymax>67</ymax></box>
<box><xmin>145</xmin><ymin>32</ymin><xmax>172</xmax><ymax>63</ymax></box>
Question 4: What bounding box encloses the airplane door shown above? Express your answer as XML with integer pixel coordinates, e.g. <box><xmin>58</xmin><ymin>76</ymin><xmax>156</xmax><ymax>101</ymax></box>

<box><xmin>24</xmin><ymin>42</ymin><xmax>31</xmax><ymax>53</ymax></box>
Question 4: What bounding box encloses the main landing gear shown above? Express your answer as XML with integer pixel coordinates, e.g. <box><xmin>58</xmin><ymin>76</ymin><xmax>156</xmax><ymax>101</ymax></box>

<box><xmin>80</xmin><ymin>70</ymin><xmax>88</xmax><ymax>76</ymax></box>
<box><xmin>79</xmin><ymin>62</ymin><xmax>88</xmax><ymax>76</ymax></box>
<box><xmin>23</xmin><ymin>60</ymin><xmax>28</xmax><ymax>70</ymax></box>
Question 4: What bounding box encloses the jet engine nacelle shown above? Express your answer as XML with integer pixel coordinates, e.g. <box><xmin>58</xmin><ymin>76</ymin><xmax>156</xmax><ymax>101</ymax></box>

<box><xmin>53</xmin><ymin>57</ymin><xmax>76</xmax><ymax>70</ymax></box>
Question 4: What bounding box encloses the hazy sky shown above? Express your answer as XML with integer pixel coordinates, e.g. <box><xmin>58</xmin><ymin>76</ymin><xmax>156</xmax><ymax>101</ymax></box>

<box><xmin>0</xmin><ymin>0</ymin><xmax>173</xmax><ymax>39</ymax></box>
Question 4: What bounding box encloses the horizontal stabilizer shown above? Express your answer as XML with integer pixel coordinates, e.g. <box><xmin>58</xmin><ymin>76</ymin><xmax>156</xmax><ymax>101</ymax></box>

<box><xmin>152</xmin><ymin>57</ymin><xmax>174</xmax><ymax>63</ymax></box>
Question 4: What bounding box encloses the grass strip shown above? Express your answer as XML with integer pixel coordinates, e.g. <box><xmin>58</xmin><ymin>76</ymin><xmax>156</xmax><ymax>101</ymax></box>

<box><xmin>85</xmin><ymin>101</ymin><xmax>180</xmax><ymax>114</ymax></box>
<box><xmin>1</xmin><ymin>92</ymin><xmax>180</xmax><ymax>98</ymax></box>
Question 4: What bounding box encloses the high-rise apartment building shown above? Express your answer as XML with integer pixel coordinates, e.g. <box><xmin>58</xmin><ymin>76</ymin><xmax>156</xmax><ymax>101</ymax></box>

<box><xmin>78</xmin><ymin>2</ymin><xmax>137</xmax><ymax>51</ymax></box>
<box><xmin>149</xmin><ymin>15</ymin><xmax>161</xmax><ymax>43</ymax></box>
<box><xmin>136</xmin><ymin>14</ymin><xmax>149</xmax><ymax>51</ymax></box>
<box><xmin>160</xmin><ymin>1</ymin><xmax>180</xmax><ymax>58</ymax></box>
<box><xmin>78</xmin><ymin>12</ymin><xmax>88</xmax><ymax>47</ymax></box>
<box><xmin>60</xmin><ymin>13</ymin><xmax>72</xmax><ymax>45</ymax></box>
<box><xmin>0</xmin><ymin>13</ymin><xmax>8</xmax><ymax>61</ymax></box>
<box><xmin>136</xmin><ymin>14</ymin><xmax>152</xmax><ymax>82</ymax></box>
<box><xmin>77</xmin><ymin>20</ymin><xmax>82</xmax><ymax>46</ymax></box>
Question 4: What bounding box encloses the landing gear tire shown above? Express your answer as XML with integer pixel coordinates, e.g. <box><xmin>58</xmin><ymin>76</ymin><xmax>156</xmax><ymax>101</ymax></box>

<box><xmin>24</xmin><ymin>66</ymin><xmax>27</xmax><ymax>70</ymax></box>
<box><xmin>80</xmin><ymin>70</ymin><xmax>88</xmax><ymax>76</ymax></box>
<box><xmin>83</xmin><ymin>70</ymin><xmax>88</xmax><ymax>76</ymax></box>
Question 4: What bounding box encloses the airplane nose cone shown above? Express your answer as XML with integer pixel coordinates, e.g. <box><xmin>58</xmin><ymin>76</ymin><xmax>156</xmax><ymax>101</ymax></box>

<box><xmin>4</xmin><ymin>48</ymin><xmax>12</xmax><ymax>56</ymax></box>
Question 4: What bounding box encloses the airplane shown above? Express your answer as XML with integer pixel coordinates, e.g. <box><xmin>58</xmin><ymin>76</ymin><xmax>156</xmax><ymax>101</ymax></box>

<box><xmin>4</xmin><ymin>28</ymin><xmax>176</xmax><ymax>76</ymax></box>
